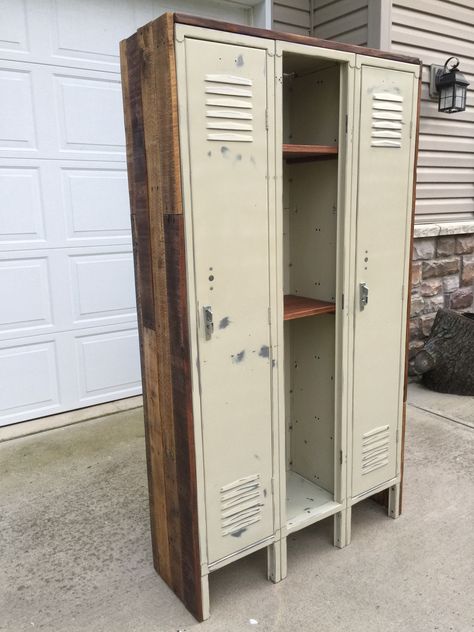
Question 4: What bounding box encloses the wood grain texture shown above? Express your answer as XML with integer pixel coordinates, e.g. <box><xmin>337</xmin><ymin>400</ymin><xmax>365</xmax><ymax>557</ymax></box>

<box><xmin>120</xmin><ymin>13</ymin><xmax>203</xmax><ymax>621</ymax></box>
<box><xmin>284</xmin><ymin>295</ymin><xmax>336</xmax><ymax>320</ymax></box>
<box><xmin>283</xmin><ymin>144</ymin><xmax>338</xmax><ymax>163</ymax></box>
<box><xmin>174</xmin><ymin>12</ymin><xmax>421</xmax><ymax>65</ymax></box>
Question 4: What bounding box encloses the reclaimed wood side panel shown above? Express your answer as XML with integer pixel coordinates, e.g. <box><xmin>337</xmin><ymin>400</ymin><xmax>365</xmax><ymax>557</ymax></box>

<box><xmin>120</xmin><ymin>13</ymin><xmax>203</xmax><ymax>621</ymax></box>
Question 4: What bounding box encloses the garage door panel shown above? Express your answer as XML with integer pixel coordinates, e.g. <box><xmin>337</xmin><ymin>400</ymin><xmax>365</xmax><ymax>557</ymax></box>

<box><xmin>0</xmin><ymin>0</ymin><xmax>29</xmax><ymax>56</ymax></box>
<box><xmin>0</xmin><ymin>67</ymin><xmax>36</xmax><ymax>151</ymax></box>
<box><xmin>69</xmin><ymin>251</ymin><xmax>136</xmax><ymax>325</ymax></box>
<box><xmin>51</xmin><ymin>0</ymin><xmax>149</xmax><ymax>67</ymax></box>
<box><xmin>0</xmin><ymin>256</ymin><xmax>53</xmax><ymax>336</ymax></box>
<box><xmin>0</xmin><ymin>0</ymin><xmax>264</xmax><ymax>425</ymax></box>
<box><xmin>0</xmin><ymin>165</ymin><xmax>46</xmax><ymax>246</ymax></box>
<box><xmin>62</xmin><ymin>167</ymin><xmax>131</xmax><ymax>241</ymax></box>
<box><xmin>0</xmin><ymin>338</ymin><xmax>61</xmax><ymax>425</ymax></box>
<box><xmin>75</xmin><ymin>327</ymin><xmax>141</xmax><ymax>402</ymax></box>
<box><xmin>0</xmin><ymin>159</ymin><xmax>132</xmax><ymax>252</ymax></box>
<box><xmin>0</xmin><ymin>61</ymin><xmax>126</xmax><ymax>161</ymax></box>
<box><xmin>55</xmin><ymin>73</ymin><xmax>125</xmax><ymax>156</ymax></box>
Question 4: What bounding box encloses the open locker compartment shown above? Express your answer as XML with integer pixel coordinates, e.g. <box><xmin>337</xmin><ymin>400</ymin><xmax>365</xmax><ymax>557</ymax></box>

<box><xmin>281</xmin><ymin>51</ymin><xmax>344</xmax><ymax>534</ymax></box>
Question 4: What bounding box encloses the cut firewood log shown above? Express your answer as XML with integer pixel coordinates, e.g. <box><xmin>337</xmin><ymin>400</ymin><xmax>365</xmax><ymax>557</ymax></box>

<box><xmin>414</xmin><ymin>309</ymin><xmax>474</xmax><ymax>395</ymax></box>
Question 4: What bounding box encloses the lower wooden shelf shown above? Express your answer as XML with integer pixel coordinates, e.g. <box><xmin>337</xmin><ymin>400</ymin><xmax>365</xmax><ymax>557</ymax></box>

<box><xmin>286</xmin><ymin>471</ymin><xmax>342</xmax><ymax>535</ymax></box>
<box><xmin>284</xmin><ymin>294</ymin><xmax>336</xmax><ymax>321</ymax></box>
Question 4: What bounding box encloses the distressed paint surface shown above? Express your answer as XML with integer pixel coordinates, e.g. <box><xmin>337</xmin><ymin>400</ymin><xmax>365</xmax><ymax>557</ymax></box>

<box><xmin>182</xmin><ymin>36</ymin><xmax>275</xmax><ymax>564</ymax></box>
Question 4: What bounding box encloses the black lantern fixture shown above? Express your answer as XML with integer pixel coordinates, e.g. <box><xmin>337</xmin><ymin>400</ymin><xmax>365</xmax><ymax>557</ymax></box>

<box><xmin>430</xmin><ymin>56</ymin><xmax>469</xmax><ymax>114</ymax></box>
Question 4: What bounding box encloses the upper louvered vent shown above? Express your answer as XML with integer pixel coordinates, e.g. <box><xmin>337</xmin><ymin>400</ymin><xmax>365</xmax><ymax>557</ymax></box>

<box><xmin>361</xmin><ymin>425</ymin><xmax>390</xmax><ymax>475</ymax></box>
<box><xmin>371</xmin><ymin>92</ymin><xmax>403</xmax><ymax>148</ymax></box>
<box><xmin>220</xmin><ymin>474</ymin><xmax>262</xmax><ymax>536</ymax></box>
<box><xmin>205</xmin><ymin>74</ymin><xmax>253</xmax><ymax>143</ymax></box>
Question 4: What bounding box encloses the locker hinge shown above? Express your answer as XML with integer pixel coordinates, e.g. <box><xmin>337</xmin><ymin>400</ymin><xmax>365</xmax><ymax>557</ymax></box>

<box><xmin>409</xmin><ymin>121</ymin><xmax>413</xmax><ymax>139</ymax></box>
<box><xmin>271</xmin><ymin>477</ymin><xmax>275</xmax><ymax>496</ymax></box>
<box><xmin>268</xmin><ymin>307</ymin><xmax>271</xmax><ymax>324</ymax></box>
<box><xmin>396</xmin><ymin>429</ymin><xmax>399</xmax><ymax>445</ymax></box>
<box><xmin>265</xmin><ymin>109</ymin><xmax>269</xmax><ymax>130</ymax></box>
<box><xmin>345</xmin><ymin>114</ymin><xmax>348</xmax><ymax>134</ymax></box>
<box><xmin>341</xmin><ymin>293</ymin><xmax>345</xmax><ymax>310</ymax></box>
<box><xmin>401</xmin><ymin>284</ymin><xmax>405</xmax><ymax>301</ymax></box>
<box><xmin>339</xmin><ymin>450</ymin><xmax>343</xmax><ymax>465</ymax></box>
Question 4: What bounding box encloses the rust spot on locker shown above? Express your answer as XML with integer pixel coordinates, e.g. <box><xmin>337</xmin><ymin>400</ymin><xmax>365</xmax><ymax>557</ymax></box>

<box><xmin>221</xmin><ymin>146</ymin><xmax>230</xmax><ymax>157</ymax></box>
<box><xmin>219</xmin><ymin>317</ymin><xmax>230</xmax><ymax>329</ymax></box>
<box><xmin>259</xmin><ymin>345</ymin><xmax>270</xmax><ymax>358</ymax></box>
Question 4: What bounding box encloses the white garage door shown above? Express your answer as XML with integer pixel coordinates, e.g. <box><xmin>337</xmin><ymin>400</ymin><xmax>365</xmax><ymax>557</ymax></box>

<box><xmin>0</xmin><ymin>0</ymin><xmax>267</xmax><ymax>426</ymax></box>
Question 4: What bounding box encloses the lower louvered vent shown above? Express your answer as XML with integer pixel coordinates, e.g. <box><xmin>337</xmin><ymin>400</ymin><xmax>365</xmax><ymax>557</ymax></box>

<box><xmin>220</xmin><ymin>474</ymin><xmax>262</xmax><ymax>536</ymax></box>
<box><xmin>361</xmin><ymin>425</ymin><xmax>390</xmax><ymax>475</ymax></box>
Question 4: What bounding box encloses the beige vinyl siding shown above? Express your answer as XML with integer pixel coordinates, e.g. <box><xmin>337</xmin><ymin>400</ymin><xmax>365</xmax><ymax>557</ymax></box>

<box><xmin>312</xmin><ymin>0</ymin><xmax>369</xmax><ymax>46</ymax></box>
<box><xmin>391</xmin><ymin>0</ymin><xmax>474</xmax><ymax>223</ymax></box>
<box><xmin>273</xmin><ymin>0</ymin><xmax>311</xmax><ymax>35</ymax></box>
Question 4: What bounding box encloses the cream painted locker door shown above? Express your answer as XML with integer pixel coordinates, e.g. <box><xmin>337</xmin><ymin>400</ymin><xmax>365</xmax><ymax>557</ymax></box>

<box><xmin>351</xmin><ymin>62</ymin><xmax>417</xmax><ymax>498</ymax></box>
<box><xmin>181</xmin><ymin>38</ymin><xmax>275</xmax><ymax>564</ymax></box>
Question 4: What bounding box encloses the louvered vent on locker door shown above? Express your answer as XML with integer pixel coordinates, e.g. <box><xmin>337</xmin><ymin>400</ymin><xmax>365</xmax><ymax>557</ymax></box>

<box><xmin>220</xmin><ymin>474</ymin><xmax>262</xmax><ymax>536</ymax></box>
<box><xmin>371</xmin><ymin>92</ymin><xmax>403</xmax><ymax>148</ymax></box>
<box><xmin>361</xmin><ymin>425</ymin><xmax>390</xmax><ymax>475</ymax></box>
<box><xmin>205</xmin><ymin>74</ymin><xmax>254</xmax><ymax>142</ymax></box>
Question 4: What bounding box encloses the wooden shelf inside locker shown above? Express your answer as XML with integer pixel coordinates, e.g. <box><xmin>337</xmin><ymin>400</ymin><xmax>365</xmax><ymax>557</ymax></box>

<box><xmin>284</xmin><ymin>294</ymin><xmax>336</xmax><ymax>321</ymax></box>
<box><xmin>283</xmin><ymin>144</ymin><xmax>338</xmax><ymax>163</ymax></box>
<box><xmin>286</xmin><ymin>471</ymin><xmax>342</xmax><ymax>535</ymax></box>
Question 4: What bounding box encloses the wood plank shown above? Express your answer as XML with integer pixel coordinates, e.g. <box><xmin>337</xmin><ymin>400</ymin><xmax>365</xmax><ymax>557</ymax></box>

<box><xmin>120</xmin><ymin>13</ymin><xmax>203</xmax><ymax>622</ymax></box>
<box><xmin>174</xmin><ymin>12</ymin><xmax>420</xmax><ymax>65</ymax></box>
<box><xmin>284</xmin><ymin>294</ymin><xmax>336</xmax><ymax>320</ymax></box>
<box><xmin>283</xmin><ymin>144</ymin><xmax>338</xmax><ymax>162</ymax></box>
<box><xmin>120</xmin><ymin>33</ymin><xmax>171</xmax><ymax>579</ymax></box>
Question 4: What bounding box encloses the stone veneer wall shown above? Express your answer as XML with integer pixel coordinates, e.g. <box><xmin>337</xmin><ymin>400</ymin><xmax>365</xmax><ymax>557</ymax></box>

<box><xmin>409</xmin><ymin>226</ymin><xmax>474</xmax><ymax>374</ymax></box>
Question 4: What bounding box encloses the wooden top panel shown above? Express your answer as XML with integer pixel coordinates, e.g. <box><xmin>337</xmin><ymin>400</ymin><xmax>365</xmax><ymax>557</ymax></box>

<box><xmin>173</xmin><ymin>13</ymin><xmax>421</xmax><ymax>66</ymax></box>
<box><xmin>284</xmin><ymin>295</ymin><xmax>336</xmax><ymax>320</ymax></box>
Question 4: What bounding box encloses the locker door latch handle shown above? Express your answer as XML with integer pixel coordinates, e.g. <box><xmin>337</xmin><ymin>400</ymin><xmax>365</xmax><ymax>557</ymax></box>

<box><xmin>203</xmin><ymin>305</ymin><xmax>214</xmax><ymax>340</ymax></box>
<box><xmin>360</xmin><ymin>282</ymin><xmax>369</xmax><ymax>310</ymax></box>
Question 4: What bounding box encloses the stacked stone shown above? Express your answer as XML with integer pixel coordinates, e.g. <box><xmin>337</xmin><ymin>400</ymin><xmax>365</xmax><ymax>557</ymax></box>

<box><xmin>409</xmin><ymin>233</ymin><xmax>474</xmax><ymax>373</ymax></box>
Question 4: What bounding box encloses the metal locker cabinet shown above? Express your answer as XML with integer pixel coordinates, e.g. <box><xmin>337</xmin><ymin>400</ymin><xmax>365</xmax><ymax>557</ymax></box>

<box><xmin>121</xmin><ymin>12</ymin><xmax>421</xmax><ymax>622</ymax></box>
<box><xmin>349</xmin><ymin>59</ymin><xmax>420</xmax><ymax>509</ymax></box>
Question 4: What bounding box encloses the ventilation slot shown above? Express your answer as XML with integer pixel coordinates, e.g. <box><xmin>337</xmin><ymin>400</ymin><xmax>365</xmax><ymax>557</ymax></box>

<box><xmin>361</xmin><ymin>425</ymin><xmax>390</xmax><ymax>475</ymax></box>
<box><xmin>371</xmin><ymin>92</ymin><xmax>403</xmax><ymax>148</ymax></box>
<box><xmin>205</xmin><ymin>74</ymin><xmax>254</xmax><ymax>142</ymax></box>
<box><xmin>220</xmin><ymin>474</ymin><xmax>262</xmax><ymax>536</ymax></box>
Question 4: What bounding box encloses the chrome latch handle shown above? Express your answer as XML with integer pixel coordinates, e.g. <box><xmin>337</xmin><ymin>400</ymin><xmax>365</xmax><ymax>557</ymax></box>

<box><xmin>360</xmin><ymin>282</ymin><xmax>369</xmax><ymax>310</ymax></box>
<box><xmin>203</xmin><ymin>305</ymin><xmax>214</xmax><ymax>340</ymax></box>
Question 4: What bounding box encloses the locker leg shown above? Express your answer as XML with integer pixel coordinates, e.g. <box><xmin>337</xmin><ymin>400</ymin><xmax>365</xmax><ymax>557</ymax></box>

<box><xmin>334</xmin><ymin>507</ymin><xmax>352</xmax><ymax>548</ymax></box>
<box><xmin>388</xmin><ymin>483</ymin><xmax>401</xmax><ymax>519</ymax></box>
<box><xmin>200</xmin><ymin>574</ymin><xmax>210</xmax><ymax>621</ymax></box>
<box><xmin>267</xmin><ymin>537</ymin><xmax>287</xmax><ymax>583</ymax></box>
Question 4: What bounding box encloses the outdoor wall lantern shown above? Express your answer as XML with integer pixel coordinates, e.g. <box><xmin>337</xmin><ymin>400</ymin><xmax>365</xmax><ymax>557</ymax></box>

<box><xmin>430</xmin><ymin>56</ymin><xmax>469</xmax><ymax>113</ymax></box>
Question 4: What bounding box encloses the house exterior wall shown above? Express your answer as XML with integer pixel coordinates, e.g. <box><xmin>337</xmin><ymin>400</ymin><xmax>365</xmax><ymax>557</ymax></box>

<box><xmin>273</xmin><ymin>0</ymin><xmax>311</xmax><ymax>35</ymax></box>
<box><xmin>297</xmin><ymin>0</ymin><xmax>474</xmax><ymax>363</ymax></box>
<box><xmin>311</xmin><ymin>0</ymin><xmax>368</xmax><ymax>46</ymax></box>
<box><xmin>389</xmin><ymin>1</ymin><xmax>474</xmax><ymax>363</ymax></box>
<box><xmin>391</xmin><ymin>0</ymin><xmax>474</xmax><ymax>225</ymax></box>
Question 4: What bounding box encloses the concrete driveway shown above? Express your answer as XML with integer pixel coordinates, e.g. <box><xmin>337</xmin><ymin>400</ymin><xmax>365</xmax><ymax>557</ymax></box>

<box><xmin>1</xmin><ymin>385</ymin><xmax>473</xmax><ymax>632</ymax></box>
